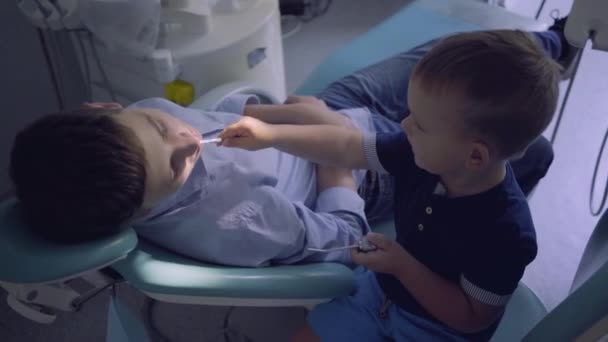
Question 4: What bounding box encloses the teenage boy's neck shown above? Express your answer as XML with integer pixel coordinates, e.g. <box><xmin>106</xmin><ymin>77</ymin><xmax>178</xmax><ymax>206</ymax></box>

<box><xmin>440</xmin><ymin>161</ymin><xmax>507</xmax><ymax>198</ymax></box>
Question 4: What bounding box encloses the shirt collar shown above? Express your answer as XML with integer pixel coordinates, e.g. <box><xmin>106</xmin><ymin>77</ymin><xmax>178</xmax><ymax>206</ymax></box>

<box><xmin>133</xmin><ymin>156</ymin><xmax>209</xmax><ymax>223</ymax></box>
<box><xmin>433</xmin><ymin>182</ymin><xmax>447</xmax><ymax>196</ymax></box>
<box><xmin>432</xmin><ymin>164</ymin><xmax>515</xmax><ymax>202</ymax></box>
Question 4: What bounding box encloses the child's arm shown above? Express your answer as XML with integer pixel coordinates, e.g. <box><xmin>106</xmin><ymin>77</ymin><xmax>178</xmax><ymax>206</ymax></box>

<box><xmin>316</xmin><ymin>164</ymin><xmax>358</xmax><ymax>193</ymax></box>
<box><xmin>353</xmin><ymin>233</ymin><xmax>504</xmax><ymax>333</ymax></box>
<box><xmin>243</xmin><ymin>101</ymin><xmax>352</xmax><ymax>127</ymax></box>
<box><xmin>219</xmin><ymin>116</ymin><xmax>369</xmax><ymax>170</ymax></box>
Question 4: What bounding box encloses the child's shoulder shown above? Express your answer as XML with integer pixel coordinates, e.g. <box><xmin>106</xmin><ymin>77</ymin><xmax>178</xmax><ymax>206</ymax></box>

<box><xmin>497</xmin><ymin>166</ymin><xmax>535</xmax><ymax>228</ymax></box>
<box><xmin>463</xmin><ymin>166</ymin><xmax>536</xmax><ymax>243</ymax></box>
<box><xmin>460</xmin><ymin>190</ymin><xmax>537</xmax><ymax>268</ymax></box>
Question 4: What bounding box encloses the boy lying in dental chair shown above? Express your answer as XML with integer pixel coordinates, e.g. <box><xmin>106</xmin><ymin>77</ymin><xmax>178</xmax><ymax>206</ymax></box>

<box><xmin>10</xmin><ymin>96</ymin><xmax>374</xmax><ymax>267</ymax></box>
<box><xmin>9</xmin><ymin>24</ymin><xmax>570</xmax><ymax>268</ymax></box>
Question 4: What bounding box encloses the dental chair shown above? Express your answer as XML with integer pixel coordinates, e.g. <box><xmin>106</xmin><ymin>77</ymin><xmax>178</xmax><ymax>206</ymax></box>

<box><xmin>521</xmin><ymin>211</ymin><xmax>608</xmax><ymax>342</ymax></box>
<box><xmin>2</xmin><ymin>0</ymin><xmax>606</xmax><ymax>340</ymax></box>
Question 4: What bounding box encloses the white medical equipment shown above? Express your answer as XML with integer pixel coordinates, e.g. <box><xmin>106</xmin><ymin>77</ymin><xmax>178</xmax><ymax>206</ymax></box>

<box><xmin>5</xmin><ymin>0</ymin><xmax>608</xmax><ymax>340</ymax></box>
<box><xmin>17</xmin><ymin>0</ymin><xmax>286</xmax><ymax>106</ymax></box>
<box><xmin>565</xmin><ymin>0</ymin><xmax>608</xmax><ymax>51</ymax></box>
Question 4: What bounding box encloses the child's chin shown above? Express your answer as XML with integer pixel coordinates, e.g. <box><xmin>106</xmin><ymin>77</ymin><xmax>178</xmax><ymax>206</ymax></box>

<box><xmin>413</xmin><ymin>155</ymin><xmax>425</xmax><ymax>169</ymax></box>
<box><xmin>414</xmin><ymin>157</ymin><xmax>436</xmax><ymax>174</ymax></box>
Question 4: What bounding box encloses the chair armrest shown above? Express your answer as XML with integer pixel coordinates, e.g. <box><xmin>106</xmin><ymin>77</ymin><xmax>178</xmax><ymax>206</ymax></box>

<box><xmin>112</xmin><ymin>240</ymin><xmax>355</xmax><ymax>304</ymax></box>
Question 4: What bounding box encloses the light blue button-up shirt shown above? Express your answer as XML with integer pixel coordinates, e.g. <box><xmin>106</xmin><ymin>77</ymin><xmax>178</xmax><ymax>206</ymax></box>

<box><xmin>129</xmin><ymin>97</ymin><xmax>375</xmax><ymax>267</ymax></box>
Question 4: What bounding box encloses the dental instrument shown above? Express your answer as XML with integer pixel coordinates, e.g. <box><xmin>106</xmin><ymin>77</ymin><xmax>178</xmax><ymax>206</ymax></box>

<box><xmin>200</xmin><ymin>137</ymin><xmax>222</xmax><ymax>145</ymax></box>
<box><xmin>308</xmin><ymin>236</ymin><xmax>377</xmax><ymax>253</ymax></box>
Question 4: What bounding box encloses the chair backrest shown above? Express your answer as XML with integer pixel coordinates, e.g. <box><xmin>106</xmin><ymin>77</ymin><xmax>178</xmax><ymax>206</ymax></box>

<box><xmin>523</xmin><ymin>211</ymin><xmax>608</xmax><ymax>341</ymax></box>
<box><xmin>571</xmin><ymin>212</ymin><xmax>608</xmax><ymax>293</ymax></box>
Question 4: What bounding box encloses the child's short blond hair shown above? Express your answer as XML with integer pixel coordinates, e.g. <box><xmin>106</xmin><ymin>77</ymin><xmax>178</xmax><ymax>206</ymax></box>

<box><xmin>412</xmin><ymin>30</ymin><xmax>561</xmax><ymax>158</ymax></box>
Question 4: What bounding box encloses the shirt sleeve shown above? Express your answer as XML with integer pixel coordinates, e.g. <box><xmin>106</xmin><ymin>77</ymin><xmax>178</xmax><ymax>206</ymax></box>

<box><xmin>362</xmin><ymin>131</ymin><xmax>415</xmax><ymax>176</ymax></box>
<box><xmin>460</xmin><ymin>225</ymin><xmax>538</xmax><ymax>306</ymax></box>
<box><xmin>214</xmin><ymin>94</ymin><xmax>260</xmax><ymax>114</ymax></box>
<box><xmin>271</xmin><ymin>185</ymin><xmax>371</xmax><ymax>265</ymax></box>
<box><xmin>170</xmin><ymin>185</ymin><xmax>370</xmax><ymax>267</ymax></box>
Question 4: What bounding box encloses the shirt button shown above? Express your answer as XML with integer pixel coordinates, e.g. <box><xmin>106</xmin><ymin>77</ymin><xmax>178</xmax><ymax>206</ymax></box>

<box><xmin>417</xmin><ymin>224</ymin><xmax>424</xmax><ymax>232</ymax></box>
<box><xmin>425</xmin><ymin>207</ymin><xmax>432</xmax><ymax>215</ymax></box>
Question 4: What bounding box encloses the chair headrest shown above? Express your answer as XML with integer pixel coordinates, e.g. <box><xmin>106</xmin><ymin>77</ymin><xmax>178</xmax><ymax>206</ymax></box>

<box><xmin>0</xmin><ymin>198</ymin><xmax>137</xmax><ymax>284</ymax></box>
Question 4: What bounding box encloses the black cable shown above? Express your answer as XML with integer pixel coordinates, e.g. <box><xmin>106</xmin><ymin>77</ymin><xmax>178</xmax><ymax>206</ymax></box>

<box><xmin>143</xmin><ymin>301</ymin><xmax>254</xmax><ymax>342</ymax></box>
<box><xmin>223</xmin><ymin>306</ymin><xmax>235</xmax><ymax>342</ymax></box>
<box><xmin>316</xmin><ymin>0</ymin><xmax>333</xmax><ymax>16</ymax></box>
<box><xmin>550</xmin><ymin>30</ymin><xmax>594</xmax><ymax>145</ymax></box>
<box><xmin>86</xmin><ymin>32</ymin><xmax>118</xmax><ymax>102</ymax></box>
<box><xmin>590</xmin><ymin>128</ymin><xmax>608</xmax><ymax>216</ymax></box>
<box><xmin>215</xmin><ymin>306</ymin><xmax>255</xmax><ymax>342</ymax></box>
<box><xmin>75</xmin><ymin>31</ymin><xmax>92</xmax><ymax>102</ymax></box>
<box><xmin>143</xmin><ymin>297</ymin><xmax>172</xmax><ymax>342</ymax></box>
<box><xmin>47</xmin><ymin>31</ymin><xmax>67</xmax><ymax>109</ymax></box>
<box><xmin>71</xmin><ymin>279</ymin><xmax>125</xmax><ymax>311</ymax></box>
<box><xmin>545</xmin><ymin>30</ymin><xmax>608</xmax><ymax>217</ymax></box>
<box><xmin>549</xmin><ymin>43</ymin><xmax>585</xmax><ymax>145</ymax></box>
<box><xmin>37</xmin><ymin>28</ymin><xmax>65</xmax><ymax>110</ymax></box>
<box><xmin>534</xmin><ymin>0</ymin><xmax>548</xmax><ymax>20</ymax></box>
<box><xmin>301</xmin><ymin>0</ymin><xmax>333</xmax><ymax>23</ymax></box>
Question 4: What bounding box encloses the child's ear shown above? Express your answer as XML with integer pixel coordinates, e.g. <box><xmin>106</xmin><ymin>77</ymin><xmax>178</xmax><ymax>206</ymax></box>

<box><xmin>466</xmin><ymin>141</ymin><xmax>490</xmax><ymax>171</ymax></box>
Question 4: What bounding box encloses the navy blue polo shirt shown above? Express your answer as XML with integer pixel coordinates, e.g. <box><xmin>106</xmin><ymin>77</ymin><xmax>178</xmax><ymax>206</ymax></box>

<box><xmin>363</xmin><ymin>131</ymin><xmax>538</xmax><ymax>340</ymax></box>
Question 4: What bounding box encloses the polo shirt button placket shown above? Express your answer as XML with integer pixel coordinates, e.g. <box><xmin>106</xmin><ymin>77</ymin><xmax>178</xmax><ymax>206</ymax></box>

<box><xmin>418</xmin><ymin>206</ymin><xmax>432</xmax><ymax>232</ymax></box>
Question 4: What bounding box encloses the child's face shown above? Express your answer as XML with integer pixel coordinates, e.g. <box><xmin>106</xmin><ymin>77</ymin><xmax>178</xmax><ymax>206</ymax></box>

<box><xmin>114</xmin><ymin>108</ymin><xmax>202</xmax><ymax>209</ymax></box>
<box><xmin>403</xmin><ymin>79</ymin><xmax>481</xmax><ymax>176</ymax></box>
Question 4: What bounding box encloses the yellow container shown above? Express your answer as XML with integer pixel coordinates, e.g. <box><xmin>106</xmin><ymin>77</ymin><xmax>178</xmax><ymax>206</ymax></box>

<box><xmin>165</xmin><ymin>80</ymin><xmax>195</xmax><ymax>106</ymax></box>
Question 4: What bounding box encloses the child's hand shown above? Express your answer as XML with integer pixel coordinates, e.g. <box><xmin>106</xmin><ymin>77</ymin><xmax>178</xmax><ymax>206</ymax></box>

<box><xmin>219</xmin><ymin>117</ymin><xmax>276</xmax><ymax>150</ymax></box>
<box><xmin>351</xmin><ymin>232</ymin><xmax>408</xmax><ymax>276</ymax></box>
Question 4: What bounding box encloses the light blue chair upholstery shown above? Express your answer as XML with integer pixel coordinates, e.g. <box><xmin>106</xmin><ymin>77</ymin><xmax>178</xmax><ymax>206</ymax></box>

<box><xmin>295</xmin><ymin>4</ymin><xmax>480</xmax><ymax>95</ymax></box>
<box><xmin>0</xmin><ymin>197</ymin><xmax>355</xmax><ymax>310</ymax></box>
<box><xmin>493</xmin><ymin>284</ymin><xmax>548</xmax><ymax>341</ymax></box>
<box><xmin>112</xmin><ymin>241</ymin><xmax>354</xmax><ymax>305</ymax></box>
<box><xmin>520</xmin><ymin>212</ymin><xmax>608</xmax><ymax>341</ymax></box>
<box><xmin>296</xmin><ymin>0</ymin><xmax>546</xmax><ymax>95</ymax></box>
<box><xmin>0</xmin><ymin>198</ymin><xmax>137</xmax><ymax>284</ymax></box>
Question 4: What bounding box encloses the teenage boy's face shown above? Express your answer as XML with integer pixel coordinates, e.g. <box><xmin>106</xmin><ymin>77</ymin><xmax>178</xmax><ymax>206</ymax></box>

<box><xmin>114</xmin><ymin>108</ymin><xmax>203</xmax><ymax>209</ymax></box>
